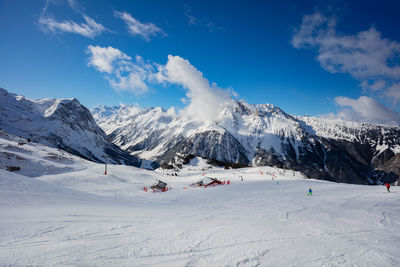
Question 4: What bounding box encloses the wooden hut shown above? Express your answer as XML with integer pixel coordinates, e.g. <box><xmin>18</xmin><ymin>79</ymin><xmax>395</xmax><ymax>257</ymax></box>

<box><xmin>195</xmin><ymin>177</ymin><xmax>223</xmax><ymax>187</ymax></box>
<box><xmin>150</xmin><ymin>180</ymin><xmax>168</xmax><ymax>191</ymax></box>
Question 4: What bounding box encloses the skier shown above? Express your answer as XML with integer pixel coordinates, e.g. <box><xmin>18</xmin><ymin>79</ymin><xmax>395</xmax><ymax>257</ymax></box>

<box><xmin>308</xmin><ymin>188</ymin><xmax>312</xmax><ymax>196</ymax></box>
<box><xmin>385</xmin><ymin>182</ymin><xmax>391</xmax><ymax>192</ymax></box>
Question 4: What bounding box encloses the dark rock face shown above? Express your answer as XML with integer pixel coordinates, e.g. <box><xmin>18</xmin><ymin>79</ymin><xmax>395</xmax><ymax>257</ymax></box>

<box><xmin>253</xmin><ymin>135</ymin><xmax>399</xmax><ymax>185</ymax></box>
<box><xmin>158</xmin><ymin>130</ymin><xmax>250</xmax><ymax>166</ymax></box>
<box><xmin>373</xmin><ymin>149</ymin><xmax>395</xmax><ymax>168</ymax></box>
<box><xmin>374</xmin><ymin>154</ymin><xmax>400</xmax><ymax>184</ymax></box>
<box><xmin>251</xmin><ymin>136</ymin><xmax>371</xmax><ymax>184</ymax></box>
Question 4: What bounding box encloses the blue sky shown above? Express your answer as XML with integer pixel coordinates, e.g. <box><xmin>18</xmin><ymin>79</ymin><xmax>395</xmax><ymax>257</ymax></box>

<box><xmin>1</xmin><ymin>0</ymin><xmax>400</xmax><ymax>124</ymax></box>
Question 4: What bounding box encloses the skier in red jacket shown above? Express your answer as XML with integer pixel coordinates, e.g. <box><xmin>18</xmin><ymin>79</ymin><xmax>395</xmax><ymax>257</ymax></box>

<box><xmin>385</xmin><ymin>182</ymin><xmax>391</xmax><ymax>192</ymax></box>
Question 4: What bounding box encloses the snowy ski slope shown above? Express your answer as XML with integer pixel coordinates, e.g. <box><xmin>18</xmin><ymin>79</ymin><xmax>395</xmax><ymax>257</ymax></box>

<box><xmin>1</xmin><ymin>153</ymin><xmax>400</xmax><ymax>266</ymax></box>
<box><xmin>0</xmin><ymin>133</ymin><xmax>400</xmax><ymax>266</ymax></box>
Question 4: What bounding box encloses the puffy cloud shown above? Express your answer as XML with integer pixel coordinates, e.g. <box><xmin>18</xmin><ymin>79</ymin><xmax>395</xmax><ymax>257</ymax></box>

<box><xmin>39</xmin><ymin>1</ymin><xmax>107</xmax><ymax>38</ymax></box>
<box><xmin>157</xmin><ymin>55</ymin><xmax>230</xmax><ymax>121</ymax></box>
<box><xmin>114</xmin><ymin>11</ymin><xmax>165</xmax><ymax>41</ymax></box>
<box><xmin>86</xmin><ymin>46</ymin><xmax>154</xmax><ymax>94</ymax></box>
<box><xmin>330</xmin><ymin>96</ymin><xmax>400</xmax><ymax>125</ymax></box>
<box><xmin>108</xmin><ymin>72</ymin><xmax>148</xmax><ymax>94</ymax></box>
<box><xmin>87</xmin><ymin>47</ymin><xmax>231</xmax><ymax>121</ymax></box>
<box><xmin>87</xmin><ymin>45</ymin><xmax>131</xmax><ymax>73</ymax></box>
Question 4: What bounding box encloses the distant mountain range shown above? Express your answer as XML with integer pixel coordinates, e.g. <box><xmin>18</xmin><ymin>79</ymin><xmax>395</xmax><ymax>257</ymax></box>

<box><xmin>0</xmin><ymin>88</ymin><xmax>141</xmax><ymax>167</ymax></box>
<box><xmin>92</xmin><ymin>100</ymin><xmax>400</xmax><ymax>185</ymax></box>
<box><xmin>1</xmin><ymin>87</ymin><xmax>399</xmax><ymax>185</ymax></box>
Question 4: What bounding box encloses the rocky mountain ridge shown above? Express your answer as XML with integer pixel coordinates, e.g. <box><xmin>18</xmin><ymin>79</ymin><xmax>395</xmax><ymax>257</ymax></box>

<box><xmin>0</xmin><ymin>88</ymin><xmax>141</xmax><ymax>167</ymax></box>
<box><xmin>92</xmin><ymin>99</ymin><xmax>400</xmax><ymax>185</ymax></box>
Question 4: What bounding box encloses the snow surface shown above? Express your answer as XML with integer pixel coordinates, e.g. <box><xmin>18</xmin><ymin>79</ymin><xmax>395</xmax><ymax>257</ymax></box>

<box><xmin>1</xmin><ymin>152</ymin><xmax>400</xmax><ymax>266</ymax></box>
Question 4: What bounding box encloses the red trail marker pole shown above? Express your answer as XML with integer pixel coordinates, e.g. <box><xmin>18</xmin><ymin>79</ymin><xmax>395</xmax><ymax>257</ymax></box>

<box><xmin>104</xmin><ymin>156</ymin><xmax>109</xmax><ymax>175</ymax></box>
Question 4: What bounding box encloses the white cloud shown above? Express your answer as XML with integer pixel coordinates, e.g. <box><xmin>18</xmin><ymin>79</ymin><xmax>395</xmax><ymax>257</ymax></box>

<box><xmin>292</xmin><ymin>12</ymin><xmax>400</xmax><ymax>80</ymax></box>
<box><xmin>87</xmin><ymin>45</ymin><xmax>131</xmax><ymax>74</ymax></box>
<box><xmin>330</xmin><ymin>96</ymin><xmax>400</xmax><ymax>125</ymax></box>
<box><xmin>166</xmin><ymin>106</ymin><xmax>177</xmax><ymax>117</ymax></box>
<box><xmin>293</xmin><ymin>12</ymin><xmax>400</xmax><ymax>124</ymax></box>
<box><xmin>109</xmin><ymin>72</ymin><xmax>148</xmax><ymax>94</ymax></box>
<box><xmin>86</xmin><ymin>45</ymin><xmax>154</xmax><ymax>94</ymax></box>
<box><xmin>114</xmin><ymin>11</ymin><xmax>165</xmax><ymax>41</ymax></box>
<box><xmin>39</xmin><ymin>1</ymin><xmax>107</xmax><ymax>38</ymax></box>
<box><xmin>39</xmin><ymin>15</ymin><xmax>106</xmax><ymax>38</ymax></box>
<box><xmin>87</xmin><ymin>47</ymin><xmax>231</xmax><ymax>120</ymax></box>
<box><xmin>157</xmin><ymin>55</ymin><xmax>230</xmax><ymax>121</ymax></box>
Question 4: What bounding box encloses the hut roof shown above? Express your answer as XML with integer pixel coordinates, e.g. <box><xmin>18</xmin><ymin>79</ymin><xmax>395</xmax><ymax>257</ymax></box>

<box><xmin>150</xmin><ymin>180</ymin><xmax>167</xmax><ymax>190</ymax></box>
<box><xmin>197</xmin><ymin>177</ymin><xmax>222</xmax><ymax>186</ymax></box>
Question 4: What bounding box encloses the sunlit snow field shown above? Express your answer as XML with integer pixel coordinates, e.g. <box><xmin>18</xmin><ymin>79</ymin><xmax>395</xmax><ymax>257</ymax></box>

<box><xmin>1</xmin><ymin>155</ymin><xmax>400</xmax><ymax>266</ymax></box>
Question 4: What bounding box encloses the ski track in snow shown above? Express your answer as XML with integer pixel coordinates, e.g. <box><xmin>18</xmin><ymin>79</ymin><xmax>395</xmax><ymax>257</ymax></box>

<box><xmin>1</xmin><ymin>163</ymin><xmax>400</xmax><ymax>266</ymax></box>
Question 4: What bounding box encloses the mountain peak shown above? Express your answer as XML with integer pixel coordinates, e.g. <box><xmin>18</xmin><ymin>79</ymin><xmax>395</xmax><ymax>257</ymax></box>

<box><xmin>92</xmin><ymin>97</ymin><xmax>400</xmax><ymax>185</ymax></box>
<box><xmin>0</xmin><ymin>88</ymin><xmax>141</xmax><ymax>167</ymax></box>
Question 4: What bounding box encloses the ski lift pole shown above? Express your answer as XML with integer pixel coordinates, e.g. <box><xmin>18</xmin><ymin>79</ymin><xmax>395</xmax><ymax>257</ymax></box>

<box><xmin>104</xmin><ymin>155</ymin><xmax>110</xmax><ymax>175</ymax></box>
<box><xmin>105</xmin><ymin>158</ymin><xmax>107</xmax><ymax>175</ymax></box>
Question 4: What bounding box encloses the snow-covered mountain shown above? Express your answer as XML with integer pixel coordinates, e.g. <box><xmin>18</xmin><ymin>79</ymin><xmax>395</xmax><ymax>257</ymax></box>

<box><xmin>0</xmin><ymin>88</ymin><xmax>141</xmax><ymax>166</ymax></box>
<box><xmin>92</xmin><ymin>99</ymin><xmax>400</xmax><ymax>185</ymax></box>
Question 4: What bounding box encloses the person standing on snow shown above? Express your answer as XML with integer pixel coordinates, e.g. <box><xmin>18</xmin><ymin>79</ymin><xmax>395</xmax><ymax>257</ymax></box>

<box><xmin>308</xmin><ymin>188</ymin><xmax>312</xmax><ymax>196</ymax></box>
<box><xmin>385</xmin><ymin>182</ymin><xmax>391</xmax><ymax>192</ymax></box>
